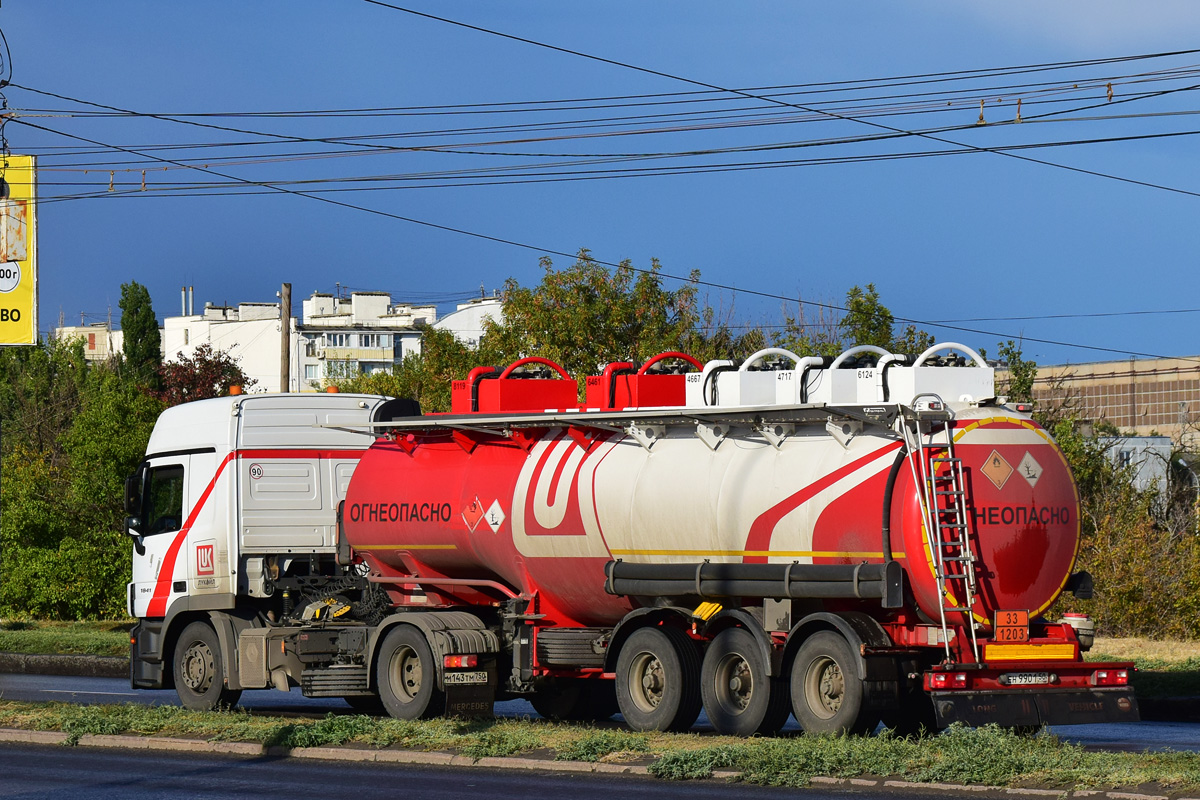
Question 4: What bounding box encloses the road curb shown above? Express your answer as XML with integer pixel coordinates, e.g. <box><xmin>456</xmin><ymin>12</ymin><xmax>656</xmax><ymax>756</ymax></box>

<box><xmin>0</xmin><ymin>728</ymin><xmax>1194</xmax><ymax>798</ymax></box>
<box><xmin>0</xmin><ymin>652</ymin><xmax>127</xmax><ymax>679</ymax></box>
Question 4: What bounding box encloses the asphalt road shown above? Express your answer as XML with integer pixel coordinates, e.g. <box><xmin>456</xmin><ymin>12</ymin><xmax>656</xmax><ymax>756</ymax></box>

<box><xmin>3</xmin><ymin>672</ymin><xmax>1199</xmax><ymax>752</ymax></box>
<box><xmin>0</xmin><ymin>741</ymin><xmax>883</xmax><ymax>800</ymax></box>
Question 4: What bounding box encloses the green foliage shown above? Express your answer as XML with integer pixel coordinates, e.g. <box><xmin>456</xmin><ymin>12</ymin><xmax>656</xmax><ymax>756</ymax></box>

<box><xmin>119</xmin><ymin>281</ymin><xmax>161</xmax><ymax>387</ymax></box>
<box><xmin>332</xmin><ymin>327</ymin><xmax>481</xmax><ymax>413</ymax></box>
<box><xmin>485</xmin><ymin>250</ymin><xmax>705</xmax><ymax>386</ymax></box>
<box><xmin>997</xmin><ymin>340</ymin><xmax>1037</xmax><ymax>405</ymax></box>
<box><xmin>554</xmin><ymin>729</ymin><xmax>649</xmax><ymax>762</ymax></box>
<box><xmin>0</xmin><ymin>620</ymin><xmax>132</xmax><ymax>656</ymax></box>
<box><xmin>1051</xmin><ymin>419</ymin><xmax>1200</xmax><ymax>638</ymax></box>
<box><xmin>775</xmin><ymin>283</ymin><xmax>933</xmax><ymax>357</ymax></box>
<box><xmin>457</xmin><ymin>722</ymin><xmax>544</xmax><ymax>759</ymax></box>
<box><xmin>0</xmin><ymin>338</ymin><xmax>163</xmax><ymax>619</ymax></box>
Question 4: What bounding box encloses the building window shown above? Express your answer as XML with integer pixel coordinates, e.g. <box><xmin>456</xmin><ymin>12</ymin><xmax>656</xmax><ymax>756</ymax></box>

<box><xmin>361</xmin><ymin>333</ymin><xmax>390</xmax><ymax>348</ymax></box>
<box><xmin>304</xmin><ymin>364</ymin><xmax>318</xmax><ymax>381</ymax></box>
<box><xmin>183</xmin><ymin>330</ymin><xmax>189</xmax><ymax>345</ymax></box>
<box><xmin>87</xmin><ymin>332</ymin><xmax>96</xmax><ymax>350</ymax></box>
<box><xmin>325</xmin><ymin>332</ymin><xmax>350</xmax><ymax>348</ymax></box>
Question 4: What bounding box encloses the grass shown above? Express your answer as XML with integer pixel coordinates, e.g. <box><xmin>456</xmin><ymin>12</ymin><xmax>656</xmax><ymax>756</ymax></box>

<box><xmin>0</xmin><ymin>620</ymin><xmax>132</xmax><ymax>657</ymax></box>
<box><xmin>0</xmin><ymin>701</ymin><xmax>1197</xmax><ymax>791</ymax></box>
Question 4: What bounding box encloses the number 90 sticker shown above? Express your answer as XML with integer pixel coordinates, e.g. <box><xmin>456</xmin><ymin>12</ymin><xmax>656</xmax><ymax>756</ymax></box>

<box><xmin>0</xmin><ymin>263</ymin><xmax>19</xmax><ymax>293</ymax></box>
<box><xmin>249</xmin><ymin>464</ymin><xmax>263</xmax><ymax>480</ymax></box>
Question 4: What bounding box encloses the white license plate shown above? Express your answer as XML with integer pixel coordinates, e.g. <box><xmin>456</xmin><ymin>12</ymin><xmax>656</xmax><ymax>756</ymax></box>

<box><xmin>1005</xmin><ymin>672</ymin><xmax>1051</xmax><ymax>685</ymax></box>
<box><xmin>444</xmin><ymin>670</ymin><xmax>487</xmax><ymax>685</ymax></box>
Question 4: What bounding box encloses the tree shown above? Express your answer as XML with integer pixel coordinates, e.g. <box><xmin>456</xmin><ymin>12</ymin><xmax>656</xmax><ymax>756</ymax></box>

<box><xmin>157</xmin><ymin>343</ymin><xmax>255</xmax><ymax>406</ymax></box>
<box><xmin>997</xmin><ymin>340</ymin><xmax>1037</xmax><ymax>404</ymax></box>
<box><xmin>774</xmin><ymin>284</ymin><xmax>934</xmax><ymax>358</ymax></box>
<box><xmin>119</xmin><ymin>281</ymin><xmax>161</xmax><ymax>387</ymax></box>
<box><xmin>485</xmin><ymin>250</ymin><xmax>707</xmax><ymax>385</ymax></box>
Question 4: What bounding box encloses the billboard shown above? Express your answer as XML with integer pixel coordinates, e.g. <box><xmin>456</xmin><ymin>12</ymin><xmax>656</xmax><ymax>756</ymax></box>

<box><xmin>0</xmin><ymin>154</ymin><xmax>36</xmax><ymax>346</ymax></box>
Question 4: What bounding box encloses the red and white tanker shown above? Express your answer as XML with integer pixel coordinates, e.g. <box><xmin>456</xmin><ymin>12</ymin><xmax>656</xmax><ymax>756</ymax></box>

<box><xmin>127</xmin><ymin>343</ymin><xmax>1136</xmax><ymax>735</ymax></box>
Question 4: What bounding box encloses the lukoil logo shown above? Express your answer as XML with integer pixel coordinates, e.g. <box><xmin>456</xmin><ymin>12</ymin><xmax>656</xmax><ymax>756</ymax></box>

<box><xmin>196</xmin><ymin>544</ymin><xmax>215</xmax><ymax>576</ymax></box>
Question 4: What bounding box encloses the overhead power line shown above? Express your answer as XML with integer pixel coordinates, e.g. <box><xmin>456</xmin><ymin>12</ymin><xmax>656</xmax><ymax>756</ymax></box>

<box><xmin>358</xmin><ymin>1</ymin><xmax>1200</xmax><ymax>201</ymax></box>
<box><xmin>12</xmin><ymin>116</ymin><xmax>1196</xmax><ymax>364</ymax></box>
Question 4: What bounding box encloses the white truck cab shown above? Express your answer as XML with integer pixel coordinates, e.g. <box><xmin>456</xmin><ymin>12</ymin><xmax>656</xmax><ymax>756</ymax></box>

<box><xmin>126</xmin><ymin>392</ymin><xmax>401</xmax><ymax>701</ymax></box>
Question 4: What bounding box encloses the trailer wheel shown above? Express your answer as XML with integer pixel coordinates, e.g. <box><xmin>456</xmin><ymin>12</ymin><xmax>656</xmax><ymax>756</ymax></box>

<box><xmin>377</xmin><ymin>625</ymin><xmax>445</xmax><ymax>720</ymax></box>
<box><xmin>173</xmin><ymin>621</ymin><xmax>242</xmax><ymax>711</ymax></box>
<box><xmin>701</xmin><ymin>627</ymin><xmax>790</xmax><ymax>736</ymax></box>
<box><xmin>790</xmin><ymin>631</ymin><xmax>877</xmax><ymax>735</ymax></box>
<box><xmin>615</xmin><ymin>626</ymin><xmax>701</xmax><ymax>732</ymax></box>
<box><xmin>530</xmin><ymin>679</ymin><xmax>618</xmax><ymax>722</ymax></box>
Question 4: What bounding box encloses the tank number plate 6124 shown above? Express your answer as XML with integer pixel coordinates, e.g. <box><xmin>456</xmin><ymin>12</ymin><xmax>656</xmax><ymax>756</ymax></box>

<box><xmin>444</xmin><ymin>671</ymin><xmax>487</xmax><ymax>685</ymax></box>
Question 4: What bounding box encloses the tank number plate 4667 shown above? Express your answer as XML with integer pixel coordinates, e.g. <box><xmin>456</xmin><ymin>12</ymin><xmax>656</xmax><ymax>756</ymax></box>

<box><xmin>444</xmin><ymin>671</ymin><xmax>487</xmax><ymax>685</ymax></box>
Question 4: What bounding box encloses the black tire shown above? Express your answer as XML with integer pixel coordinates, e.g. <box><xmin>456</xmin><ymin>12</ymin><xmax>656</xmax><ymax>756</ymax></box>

<box><xmin>530</xmin><ymin>679</ymin><xmax>618</xmax><ymax>722</ymax></box>
<box><xmin>790</xmin><ymin>630</ymin><xmax>878</xmax><ymax>736</ymax></box>
<box><xmin>700</xmin><ymin>627</ymin><xmax>790</xmax><ymax>736</ymax></box>
<box><xmin>344</xmin><ymin>693</ymin><xmax>388</xmax><ymax>716</ymax></box>
<box><xmin>173</xmin><ymin>621</ymin><xmax>242</xmax><ymax>711</ymax></box>
<box><xmin>615</xmin><ymin>626</ymin><xmax>702</xmax><ymax>732</ymax></box>
<box><xmin>376</xmin><ymin>625</ymin><xmax>445</xmax><ymax>720</ymax></box>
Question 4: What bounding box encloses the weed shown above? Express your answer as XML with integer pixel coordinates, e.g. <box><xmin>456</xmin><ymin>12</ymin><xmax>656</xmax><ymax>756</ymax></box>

<box><xmin>555</xmin><ymin>730</ymin><xmax>649</xmax><ymax>762</ymax></box>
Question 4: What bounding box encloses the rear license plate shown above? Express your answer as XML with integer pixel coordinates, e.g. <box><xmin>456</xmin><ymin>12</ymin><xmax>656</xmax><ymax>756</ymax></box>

<box><xmin>1005</xmin><ymin>672</ymin><xmax>1051</xmax><ymax>685</ymax></box>
<box><xmin>444</xmin><ymin>670</ymin><xmax>487</xmax><ymax>685</ymax></box>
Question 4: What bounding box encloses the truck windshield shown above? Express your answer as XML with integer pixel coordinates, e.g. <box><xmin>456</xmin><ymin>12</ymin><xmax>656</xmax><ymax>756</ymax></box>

<box><xmin>145</xmin><ymin>465</ymin><xmax>185</xmax><ymax>535</ymax></box>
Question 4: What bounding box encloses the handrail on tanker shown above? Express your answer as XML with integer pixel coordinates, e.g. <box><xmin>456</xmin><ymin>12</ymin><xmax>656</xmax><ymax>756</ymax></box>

<box><xmin>498</xmin><ymin>357</ymin><xmax>573</xmax><ymax>380</ymax></box>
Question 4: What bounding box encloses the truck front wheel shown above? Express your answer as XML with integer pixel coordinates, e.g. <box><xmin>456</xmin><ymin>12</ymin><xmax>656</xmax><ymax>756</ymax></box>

<box><xmin>615</xmin><ymin>626</ymin><xmax>701</xmax><ymax>732</ymax></box>
<box><xmin>377</xmin><ymin>626</ymin><xmax>445</xmax><ymax>720</ymax></box>
<box><xmin>173</xmin><ymin>621</ymin><xmax>242</xmax><ymax>711</ymax></box>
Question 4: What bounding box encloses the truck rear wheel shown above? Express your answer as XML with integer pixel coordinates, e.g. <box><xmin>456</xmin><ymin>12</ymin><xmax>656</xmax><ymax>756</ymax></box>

<box><xmin>173</xmin><ymin>621</ymin><xmax>242</xmax><ymax>711</ymax></box>
<box><xmin>701</xmin><ymin>627</ymin><xmax>790</xmax><ymax>736</ymax></box>
<box><xmin>377</xmin><ymin>625</ymin><xmax>445</xmax><ymax>720</ymax></box>
<box><xmin>615</xmin><ymin>626</ymin><xmax>701</xmax><ymax>732</ymax></box>
<box><xmin>790</xmin><ymin>631</ymin><xmax>878</xmax><ymax>735</ymax></box>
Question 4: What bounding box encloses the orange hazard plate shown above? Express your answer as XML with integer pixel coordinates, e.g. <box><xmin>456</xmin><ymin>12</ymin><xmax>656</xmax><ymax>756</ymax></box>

<box><xmin>993</xmin><ymin>609</ymin><xmax>1029</xmax><ymax>642</ymax></box>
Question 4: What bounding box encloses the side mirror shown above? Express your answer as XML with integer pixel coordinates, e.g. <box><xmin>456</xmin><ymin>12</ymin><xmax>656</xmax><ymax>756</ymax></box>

<box><xmin>125</xmin><ymin>515</ymin><xmax>143</xmax><ymax>537</ymax></box>
<box><xmin>124</xmin><ymin>468</ymin><xmax>145</xmax><ymax>515</ymax></box>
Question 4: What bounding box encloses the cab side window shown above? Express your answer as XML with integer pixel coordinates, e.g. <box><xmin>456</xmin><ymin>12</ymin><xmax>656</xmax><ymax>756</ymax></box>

<box><xmin>145</xmin><ymin>465</ymin><xmax>185</xmax><ymax>535</ymax></box>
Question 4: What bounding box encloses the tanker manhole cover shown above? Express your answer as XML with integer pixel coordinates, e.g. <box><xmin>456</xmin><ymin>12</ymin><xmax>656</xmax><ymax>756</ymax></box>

<box><xmin>981</xmin><ymin>449</ymin><xmax>1013</xmax><ymax>490</ymax></box>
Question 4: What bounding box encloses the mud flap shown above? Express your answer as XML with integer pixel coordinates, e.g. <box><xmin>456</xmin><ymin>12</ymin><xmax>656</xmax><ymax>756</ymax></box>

<box><xmin>932</xmin><ymin>688</ymin><xmax>1139</xmax><ymax>728</ymax></box>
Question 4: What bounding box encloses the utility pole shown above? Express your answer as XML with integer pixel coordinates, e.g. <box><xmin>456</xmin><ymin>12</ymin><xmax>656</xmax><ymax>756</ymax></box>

<box><xmin>280</xmin><ymin>283</ymin><xmax>291</xmax><ymax>393</ymax></box>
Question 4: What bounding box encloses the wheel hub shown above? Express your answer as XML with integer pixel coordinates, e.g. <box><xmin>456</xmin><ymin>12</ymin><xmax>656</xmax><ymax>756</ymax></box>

<box><xmin>181</xmin><ymin>642</ymin><xmax>215</xmax><ymax>693</ymax></box>
<box><xmin>631</xmin><ymin>652</ymin><xmax>665</xmax><ymax>711</ymax></box>
<box><xmin>716</xmin><ymin>654</ymin><xmax>753</xmax><ymax>713</ymax></box>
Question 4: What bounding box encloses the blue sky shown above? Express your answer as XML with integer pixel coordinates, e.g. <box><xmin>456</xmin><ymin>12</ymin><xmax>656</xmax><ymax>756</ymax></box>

<box><xmin>7</xmin><ymin>2</ymin><xmax>1200</xmax><ymax>366</ymax></box>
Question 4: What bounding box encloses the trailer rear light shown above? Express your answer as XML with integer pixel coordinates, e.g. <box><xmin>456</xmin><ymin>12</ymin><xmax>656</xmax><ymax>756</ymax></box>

<box><xmin>1091</xmin><ymin>669</ymin><xmax>1129</xmax><ymax>686</ymax></box>
<box><xmin>930</xmin><ymin>672</ymin><xmax>968</xmax><ymax>689</ymax></box>
<box><xmin>444</xmin><ymin>654</ymin><xmax>478</xmax><ymax>669</ymax></box>
<box><xmin>1014</xmin><ymin>403</ymin><xmax>1033</xmax><ymax>413</ymax></box>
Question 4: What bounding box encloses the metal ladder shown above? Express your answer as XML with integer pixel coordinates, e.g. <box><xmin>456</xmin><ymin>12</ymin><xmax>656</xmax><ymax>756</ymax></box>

<box><xmin>901</xmin><ymin>399</ymin><xmax>981</xmax><ymax>663</ymax></box>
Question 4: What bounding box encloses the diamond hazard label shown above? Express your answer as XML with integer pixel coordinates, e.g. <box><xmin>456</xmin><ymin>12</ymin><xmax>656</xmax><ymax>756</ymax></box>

<box><xmin>1017</xmin><ymin>451</ymin><xmax>1043</xmax><ymax>488</ymax></box>
<box><xmin>485</xmin><ymin>499</ymin><xmax>506</xmax><ymax>533</ymax></box>
<box><xmin>981</xmin><ymin>450</ymin><xmax>1014</xmax><ymax>490</ymax></box>
<box><xmin>462</xmin><ymin>497</ymin><xmax>484</xmax><ymax>532</ymax></box>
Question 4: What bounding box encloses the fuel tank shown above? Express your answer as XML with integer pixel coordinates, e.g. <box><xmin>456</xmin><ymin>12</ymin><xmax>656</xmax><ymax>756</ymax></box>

<box><xmin>342</xmin><ymin>404</ymin><xmax>1079</xmax><ymax>629</ymax></box>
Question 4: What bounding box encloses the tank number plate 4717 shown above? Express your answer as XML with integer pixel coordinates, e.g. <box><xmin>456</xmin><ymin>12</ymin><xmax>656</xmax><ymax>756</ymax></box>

<box><xmin>444</xmin><ymin>671</ymin><xmax>487</xmax><ymax>685</ymax></box>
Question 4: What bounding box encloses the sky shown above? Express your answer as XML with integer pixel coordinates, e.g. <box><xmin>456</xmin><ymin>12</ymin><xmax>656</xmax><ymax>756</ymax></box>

<box><xmin>5</xmin><ymin>1</ymin><xmax>1200</xmax><ymax>367</ymax></box>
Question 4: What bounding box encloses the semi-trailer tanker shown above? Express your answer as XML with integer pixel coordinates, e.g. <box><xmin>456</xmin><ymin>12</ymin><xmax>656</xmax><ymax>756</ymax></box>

<box><xmin>126</xmin><ymin>343</ymin><xmax>1136</xmax><ymax>735</ymax></box>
